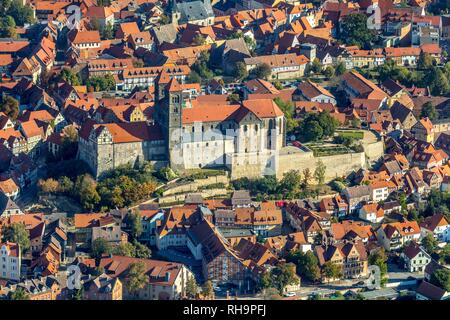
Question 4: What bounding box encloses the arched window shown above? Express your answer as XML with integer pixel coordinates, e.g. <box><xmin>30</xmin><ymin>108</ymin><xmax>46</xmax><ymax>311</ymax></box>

<box><xmin>244</xmin><ymin>125</ymin><xmax>248</xmax><ymax>132</ymax></box>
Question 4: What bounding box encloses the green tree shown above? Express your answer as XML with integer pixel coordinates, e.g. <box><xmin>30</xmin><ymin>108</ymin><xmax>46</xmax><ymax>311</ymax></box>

<box><xmin>126</xmin><ymin>262</ymin><xmax>149</xmax><ymax>295</ymax></box>
<box><xmin>422</xmin><ymin>234</ymin><xmax>438</xmax><ymax>254</ymax></box>
<box><xmin>7</xmin><ymin>0</ymin><xmax>35</xmax><ymax>26</ymax></box>
<box><xmin>439</xmin><ymin>245</ymin><xmax>450</xmax><ymax>264</ymax></box>
<box><xmin>187</xmin><ymin>70</ymin><xmax>202</xmax><ymax>84</ymax></box>
<box><xmin>86</xmin><ymin>74</ymin><xmax>116</xmax><ymax>92</ymax></box>
<box><xmin>0</xmin><ymin>95</ymin><xmax>19</xmax><ymax>120</ymax></box>
<box><xmin>74</xmin><ymin>174</ymin><xmax>100</xmax><ymax>210</ymax></box>
<box><xmin>193</xmin><ymin>34</ymin><xmax>206</xmax><ymax>45</ymax></box>
<box><xmin>274</xmin><ymin>97</ymin><xmax>297</xmax><ymax>133</ymax></box>
<box><xmin>253</xmin><ymin>63</ymin><xmax>271</xmax><ymax>80</ymax></box>
<box><xmin>335</xmin><ymin>62</ymin><xmax>346</xmax><ymax>76</ymax></box>
<box><xmin>340</xmin><ymin>13</ymin><xmax>376</xmax><ymax>49</ymax></box>
<box><xmin>418</xmin><ymin>51</ymin><xmax>434</xmax><ymax>70</ymax></box>
<box><xmin>270</xmin><ymin>263</ymin><xmax>299</xmax><ymax>293</ymax></box>
<box><xmin>10</xmin><ymin>287</ymin><xmax>30</xmax><ymax>300</ymax></box>
<box><xmin>428</xmin><ymin>68</ymin><xmax>450</xmax><ymax>96</ymax></box>
<box><xmin>420</xmin><ymin>102</ymin><xmax>438</xmax><ymax>121</ymax></box>
<box><xmin>113</xmin><ymin>242</ymin><xmax>135</xmax><ymax>257</ymax></box>
<box><xmin>102</xmin><ymin>22</ymin><xmax>114</xmax><ymax>40</ymax></box>
<box><xmin>321</xmin><ymin>261</ymin><xmax>343</xmax><ymax>281</ymax></box>
<box><xmin>314</xmin><ymin>160</ymin><xmax>326</xmax><ymax>185</ymax></box>
<box><xmin>90</xmin><ymin>237</ymin><xmax>112</xmax><ymax>260</ymax></box>
<box><xmin>302</xmin><ymin>168</ymin><xmax>312</xmax><ymax>189</ymax></box>
<box><xmin>233</xmin><ymin>61</ymin><xmax>248</xmax><ymax>80</ymax></box>
<box><xmin>279</xmin><ymin>170</ymin><xmax>301</xmax><ymax>198</ymax></box>
<box><xmin>58</xmin><ymin>176</ymin><xmax>74</xmax><ymax>194</ymax></box>
<box><xmin>311</xmin><ymin>58</ymin><xmax>322</xmax><ymax>74</ymax></box>
<box><xmin>287</xmin><ymin>250</ymin><xmax>321</xmax><ymax>282</ymax></box>
<box><xmin>186</xmin><ymin>275</ymin><xmax>198</xmax><ymax>299</ymax></box>
<box><xmin>1</xmin><ymin>223</ymin><xmax>31</xmax><ymax>253</ymax></box>
<box><xmin>323</xmin><ymin>66</ymin><xmax>335</xmax><ymax>78</ymax></box>
<box><xmin>61</xmin><ymin>68</ymin><xmax>81</xmax><ymax>86</ymax></box>
<box><xmin>133</xmin><ymin>240</ymin><xmax>151</xmax><ymax>258</ymax></box>
<box><xmin>430</xmin><ymin>268</ymin><xmax>450</xmax><ymax>291</ymax></box>
<box><xmin>202</xmin><ymin>280</ymin><xmax>214</xmax><ymax>299</ymax></box>
<box><xmin>303</xmin><ymin>120</ymin><xmax>323</xmax><ymax>141</ymax></box>
<box><xmin>369</xmin><ymin>249</ymin><xmax>388</xmax><ymax>277</ymax></box>
<box><xmin>128</xmin><ymin>210</ymin><xmax>143</xmax><ymax>240</ymax></box>
<box><xmin>0</xmin><ymin>15</ymin><xmax>16</xmax><ymax>38</ymax></box>
<box><xmin>61</xmin><ymin>126</ymin><xmax>79</xmax><ymax>159</ymax></box>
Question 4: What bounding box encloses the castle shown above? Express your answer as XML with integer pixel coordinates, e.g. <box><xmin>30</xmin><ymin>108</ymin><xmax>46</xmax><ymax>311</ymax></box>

<box><xmin>78</xmin><ymin>73</ymin><xmax>286</xmax><ymax>177</ymax></box>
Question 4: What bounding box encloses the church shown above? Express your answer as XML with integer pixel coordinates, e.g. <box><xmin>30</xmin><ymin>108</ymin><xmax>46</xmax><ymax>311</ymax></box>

<box><xmin>78</xmin><ymin>71</ymin><xmax>286</xmax><ymax>177</ymax></box>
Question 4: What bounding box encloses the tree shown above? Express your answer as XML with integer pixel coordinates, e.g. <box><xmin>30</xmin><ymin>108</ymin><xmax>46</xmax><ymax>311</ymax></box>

<box><xmin>418</xmin><ymin>51</ymin><xmax>434</xmax><ymax>70</ymax></box>
<box><xmin>191</xmin><ymin>51</ymin><xmax>213</xmax><ymax>81</ymax></box>
<box><xmin>60</xmin><ymin>126</ymin><xmax>79</xmax><ymax>159</ymax></box>
<box><xmin>323</xmin><ymin>66</ymin><xmax>335</xmax><ymax>78</ymax></box>
<box><xmin>193</xmin><ymin>34</ymin><xmax>206</xmax><ymax>45</ymax></box>
<box><xmin>187</xmin><ymin>70</ymin><xmax>202</xmax><ymax>84</ymax></box>
<box><xmin>61</xmin><ymin>68</ymin><xmax>81</xmax><ymax>86</ymax></box>
<box><xmin>311</xmin><ymin>58</ymin><xmax>322</xmax><ymax>74</ymax></box>
<box><xmin>253</xmin><ymin>63</ymin><xmax>271</xmax><ymax>80</ymax></box>
<box><xmin>274</xmin><ymin>97</ymin><xmax>297</xmax><ymax>133</ymax></box>
<box><xmin>322</xmin><ymin>261</ymin><xmax>343</xmax><ymax>282</ymax></box>
<box><xmin>38</xmin><ymin>178</ymin><xmax>59</xmax><ymax>194</ymax></box>
<box><xmin>10</xmin><ymin>287</ymin><xmax>30</xmax><ymax>300</ymax></box>
<box><xmin>430</xmin><ymin>268</ymin><xmax>450</xmax><ymax>291</ymax></box>
<box><xmin>74</xmin><ymin>175</ymin><xmax>100</xmax><ymax>210</ymax></box>
<box><xmin>202</xmin><ymin>280</ymin><xmax>214</xmax><ymax>299</ymax></box>
<box><xmin>1</xmin><ymin>223</ymin><xmax>30</xmax><ymax>253</ymax></box>
<box><xmin>128</xmin><ymin>210</ymin><xmax>143</xmax><ymax>240</ymax></box>
<box><xmin>233</xmin><ymin>61</ymin><xmax>248</xmax><ymax>80</ymax></box>
<box><xmin>186</xmin><ymin>275</ymin><xmax>198</xmax><ymax>299</ymax></box>
<box><xmin>227</xmin><ymin>94</ymin><xmax>240</xmax><ymax>104</ymax></box>
<box><xmin>439</xmin><ymin>244</ymin><xmax>450</xmax><ymax>265</ymax></box>
<box><xmin>302</xmin><ymin>168</ymin><xmax>312</xmax><ymax>189</ymax></box>
<box><xmin>287</xmin><ymin>250</ymin><xmax>321</xmax><ymax>282</ymax></box>
<box><xmin>340</xmin><ymin>13</ymin><xmax>376</xmax><ymax>49</ymax></box>
<box><xmin>279</xmin><ymin>170</ymin><xmax>302</xmax><ymax>198</ymax></box>
<box><xmin>420</xmin><ymin>102</ymin><xmax>438</xmax><ymax>121</ymax></box>
<box><xmin>113</xmin><ymin>242</ymin><xmax>135</xmax><ymax>257</ymax></box>
<box><xmin>0</xmin><ymin>15</ymin><xmax>16</xmax><ymax>38</ymax></box>
<box><xmin>368</xmin><ymin>249</ymin><xmax>388</xmax><ymax>277</ymax></box>
<box><xmin>303</xmin><ymin>120</ymin><xmax>323</xmax><ymax>141</ymax></box>
<box><xmin>314</xmin><ymin>160</ymin><xmax>326</xmax><ymax>185</ymax></box>
<box><xmin>422</xmin><ymin>233</ymin><xmax>438</xmax><ymax>254</ymax></box>
<box><xmin>270</xmin><ymin>263</ymin><xmax>299</xmax><ymax>294</ymax></box>
<box><xmin>428</xmin><ymin>68</ymin><xmax>450</xmax><ymax>96</ymax></box>
<box><xmin>0</xmin><ymin>95</ymin><xmax>19</xmax><ymax>120</ymax></box>
<box><xmin>86</xmin><ymin>74</ymin><xmax>116</xmax><ymax>92</ymax></box>
<box><xmin>126</xmin><ymin>262</ymin><xmax>149</xmax><ymax>295</ymax></box>
<box><xmin>7</xmin><ymin>0</ymin><xmax>34</xmax><ymax>26</ymax></box>
<box><xmin>133</xmin><ymin>240</ymin><xmax>151</xmax><ymax>258</ymax></box>
<box><xmin>335</xmin><ymin>62</ymin><xmax>346</xmax><ymax>76</ymax></box>
<box><xmin>91</xmin><ymin>237</ymin><xmax>112</xmax><ymax>260</ymax></box>
<box><xmin>102</xmin><ymin>22</ymin><xmax>114</xmax><ymax>40</ymax></box>
<box><xmin>58</xmin><ymin>176</ymin><xmax>74</xmax><ymax>194</ymax></box>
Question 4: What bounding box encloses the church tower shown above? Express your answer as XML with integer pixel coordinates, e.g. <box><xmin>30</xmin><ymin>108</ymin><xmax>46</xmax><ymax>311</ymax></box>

<box><xmin>155</xmin><ymin>75</ymin><xmax>184</xmax><ymax>169</ymax></box>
